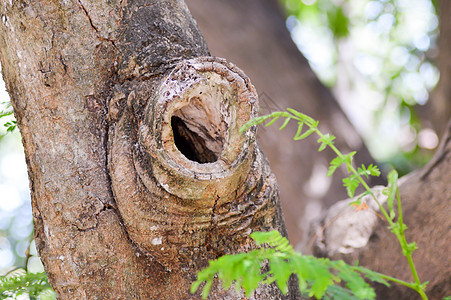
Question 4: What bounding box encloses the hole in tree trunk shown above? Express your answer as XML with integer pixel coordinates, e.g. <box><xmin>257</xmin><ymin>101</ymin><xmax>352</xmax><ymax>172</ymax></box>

<box><xmin>171</xmin><ymin>97</ymin><xmax>228</xmax><ymax>164</ymax></box>
<box><xmin>171</xmin><ymin>116</ymin><xmax>218</xmax><ymax>163</ymax></box>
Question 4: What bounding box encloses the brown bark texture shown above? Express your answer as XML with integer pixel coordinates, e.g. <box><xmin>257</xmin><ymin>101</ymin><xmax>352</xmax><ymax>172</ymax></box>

<box><xmin>311</xmin><ymin>122</ymin><xmax>451</xmax><ymax>299</ymax></box>
<box><xmin>0</xmin><ymin>1</ymin><xmax>297</xmax><ymax>299</ymax></box>
<box><xmin>186</xmin><ymin>0</ymin><xmax>383</xmax><ymax>247</ymax></box>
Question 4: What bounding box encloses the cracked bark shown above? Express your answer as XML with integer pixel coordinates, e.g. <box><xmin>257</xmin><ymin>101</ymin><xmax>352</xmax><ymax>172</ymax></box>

<box><xmin>0</xmin><ymin>0</ymin><xmax>297</xmax><ymax>299</ymax></box>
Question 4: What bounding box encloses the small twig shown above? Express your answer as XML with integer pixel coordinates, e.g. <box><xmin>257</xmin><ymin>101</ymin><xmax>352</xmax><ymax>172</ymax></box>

<box><xmin>24</xmin><ymin>234</ymin><xmax>34</xmax><ymax>273</ymax></box>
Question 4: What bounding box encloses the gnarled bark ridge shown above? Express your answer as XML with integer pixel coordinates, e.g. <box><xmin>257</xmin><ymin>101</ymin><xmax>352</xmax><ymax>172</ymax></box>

<box><xmin>110</xmin><ymin>56</ymin><xmax>285</xmax><ymax>274</ymax></box>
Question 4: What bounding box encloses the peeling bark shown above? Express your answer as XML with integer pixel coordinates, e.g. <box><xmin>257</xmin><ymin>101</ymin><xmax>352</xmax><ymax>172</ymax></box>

<box><xmin>0</xmin><ymin>1</ymin><xmax>296</xmax><ymax>299</ymax></box>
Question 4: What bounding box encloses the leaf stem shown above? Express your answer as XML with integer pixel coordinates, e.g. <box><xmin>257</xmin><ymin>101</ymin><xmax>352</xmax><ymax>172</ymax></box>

<box><xmin>394</xmin><ymin>188</ymin><xmax>426</xmax><ymax>299</ymax></box>
<box><xmin>282</xmin><ymin>110</ymin><xmax>428</xmax><ymax>299</ymax></box>
<box><xmin>375</xmin><ymin>273</ymin><xmax>415</xmax><ymax>289</ymax></box>
<box><xmin>314</xmin><ymin>128</ymin><xmax>393</xmax><ymax>221</ymax></box>
<box><xmin>235</xmin><ymin>109</ymin><xmax>429</xmax><ymax>299</ymax></box>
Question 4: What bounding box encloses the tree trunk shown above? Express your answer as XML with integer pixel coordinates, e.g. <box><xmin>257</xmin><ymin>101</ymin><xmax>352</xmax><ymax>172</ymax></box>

<box><xmin>311</xmin><ymin>122</ymin><xmax>451</xmax><ymax>299</ymax></box>
<box><xmin>186</xmin><ymin>0</ymin><xmax>384</xmax><ymax>246</ymax></box>
<box><xmin>0</xmin><ymin>1</ymin><xmax>295</xmax><ymax>298</ymax></box>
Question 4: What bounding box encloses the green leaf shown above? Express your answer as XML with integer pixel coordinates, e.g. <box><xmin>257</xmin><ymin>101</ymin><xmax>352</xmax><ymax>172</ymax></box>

<box><xmin>279</xmin><ymin>117</ymin><xmax>291</xmax><ymax>130</ymax></box>
<box><xmin>353</xmin><ymin>266</ymin><xmax>390</xmax><ymax>287</ymax></box>
<box><xmin>290</xmin><ymin>255</ymin><xmax>312</xmax><ymax>293</ymax></box>
<box><xmin>265</xmin><ymin>116</ymin><xmax>279</xmax><ymax>127</ymax></box>
<box><xmin>310</xmin><ymin>120</ymin><xmax>319</xmax><ymax>128</ymax></box>
<box><xmin>6</xmin><ymin>123</ymin><xmax>16</xmax><ymax>133</ymax></box>
<box><xmin>286</xmin><ymin>108</ymin><xmax>315</xmax><ymax>124</ymax></box>
<box><xmin>308</xmin><ymin>264</ymin><xmax>334</xmax><ymax>298</ymax></box>
<box><xmin>349</xmin><ymin>199</ymin><xmax>362</xmax><ymax>208</ymax></box>
<box><xmin>190</xmin><ymin>279</ymin><xmax>203</xmax><ymax>295</ymax></box>
<box><xmin>343</xmin><ymin>152</ymin><xmax>356</xmax><ymax>172</ymax></box>
<box><xmin>367</xmin><ymin>164</ymin><xmax>381</xmax><ymax>177</ymax></box>
<box><xmin>357</xmin><ymin>164</ymin><xmax>381</xmax><ymax>178</ymax></box>
<box><xmin>327</xmin><ymin>156</ymin><xmax>344</xmax><ymax>177</ymax></box>
<box><xmin>242</xmin><ymin>259</ymin><xmax>264</xmax><ymax>296</ymax></box>
<box><xmin>218</xmin><ymin>254</ymin><xmax>247</xmax><ymax>289</ymax></box>
<box><xmin>386</xmin><ymin>170</ymin><xmax>399</xmax><ymax>220</ymax></box>
<box><xmin>250</xmin><ymin>231</ymin><xmax>294</xmax><ymax>254</ymax></box>
<box><xmin>0</xmin><ymin>110</ymin><xmax>14</xmax><ymax>118</ymax></box>
<box><xmin>295</xmin><ymin>127</ymin><xmax>315</xmax><ymax>141</ymax></box>
<box><xmin>324</xmin><ymin>285</ymin><xmax>362</xmax><ymax>300</ymax></box>
<box><xmin>328</xmin><ymin>152</ymin><xmax>356</xmax><ymax>176</ymax></box>
<box><xmin>239</xmin><ymin>111</ymin><xmax>292</xmax><ymax>133</ymax></box>
<box><xmin>419</xmin><ymin>281</ymin><xmax>429</xmax><ymax>291</ymax></box>
<box><xmin>317</xmin><ymin>134</ymin><xmax>336</xmax><ymax>151</ymax></box>
<box><xmin>390</xmin><ymin>222</ymin><xmax>402</xmax><ymax>236</ymax></box>
<box><xmin>269</xmin><ymin>257</ymin><xmax>291</xmax><ymax>294</ymax></box>
<box><xmin>291</xmin><ymin>256</ymin><xmax>333</xmax><ymax>298</ymax></box>
<box><xmin>331</xmin><ymin>261</ymin><xmax>375</xmax><ymax>299</ymax></box>
<box><xmin>201</xmin><ymin>280</ymin><xmax>213</xmax><ymax>299</ymax></box>
<box><xmin>275</xmin><ymin>237</ymin><xmax>293</xmax><ymax>254</ymax></box>
<box><xmin>293</xmin><ymin>122</ymin><xmax>304</xmax><ymax>140</ymax></box>
<box><xmin>251</xmin><ymin>230</ymin><xmax>280</xmax><ymax>245</ymax></box>
<box><xmin>239</xmin><ymin>114</ymin><xmax>274</xmax><ymax>133</ymax></box>
<box><xmin>405</xmin><ymin>242</ymin><xmax>418</xmax><ymax>255</ymax></box>
<box><xmin>343</xmin><ymin>176</ymin><xmax>360</xmax><ymax>198</ymax></box>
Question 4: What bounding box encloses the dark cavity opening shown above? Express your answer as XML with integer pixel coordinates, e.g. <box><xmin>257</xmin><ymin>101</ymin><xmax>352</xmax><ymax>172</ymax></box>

<box><xmin>171</xmin><ymin>116</ymin><xmax>218</xmax><ymax>163</ymax></box>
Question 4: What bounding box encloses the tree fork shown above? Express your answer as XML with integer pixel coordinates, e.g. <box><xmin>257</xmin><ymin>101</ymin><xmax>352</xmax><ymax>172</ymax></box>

<box><xmin>0</xmin><ymin>0</ymin><xmax>294</xmax><ymax>298</ymax></box>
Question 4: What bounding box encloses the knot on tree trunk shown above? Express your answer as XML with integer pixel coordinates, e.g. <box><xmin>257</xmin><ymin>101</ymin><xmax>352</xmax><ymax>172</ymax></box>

<box><xmin>139</xmin><ymin>57</ymin><xmax>259</xmax><ymax>200</ymax></box>
<box><xmin>109</xmin><ymin>57</ymin><xmax>283</xmax><ymax>272</ymax></box>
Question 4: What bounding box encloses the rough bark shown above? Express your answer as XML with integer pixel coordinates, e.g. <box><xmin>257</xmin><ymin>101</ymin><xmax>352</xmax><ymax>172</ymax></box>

<box><xmin>186</xmin><ymin>0</ymin><xmax>384</xmax><ymax>246</ymax></box>
<box><xmin>0</xmin><ymin>1</ymin><xmax>296</xmax><ymax>299</ymax></box>
<box><xmin>311</xmin><ymin>122</ymin><xmax>451</xmax><ymax>299</ymax></box>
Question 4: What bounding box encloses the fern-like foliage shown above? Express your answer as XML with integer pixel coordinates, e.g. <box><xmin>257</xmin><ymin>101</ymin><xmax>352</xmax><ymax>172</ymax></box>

<box><xmin>0</xmin><ymin>271</ymin><xmax>55</xmax><ymax>300</ymax></box>
<box><xmin>239</xmin><ymin>109</ymin><xmax>380</xmax><ymax>201</ymax></box>
<box><xmin>191</xmin><ymin>231</ymin><xmax>389</xmax><ymax>299</ymax></box>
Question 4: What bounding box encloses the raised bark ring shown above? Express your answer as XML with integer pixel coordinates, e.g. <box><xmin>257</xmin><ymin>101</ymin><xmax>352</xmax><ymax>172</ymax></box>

<box><xmin>139</xmin><ymin>57</ymin><xmax>258</xmax><ymax>200</ymax></box>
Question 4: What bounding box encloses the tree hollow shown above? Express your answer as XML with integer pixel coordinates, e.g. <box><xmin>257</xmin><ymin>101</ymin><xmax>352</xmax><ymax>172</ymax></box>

<box><xmin>140</xmin><ymin>57</ymin><xmax>259</xmax><ymax>200</ymax></box>
<box><xmin>171</xmin><ymin>89</ymin><xmax>229</xmax><ymax>164</ymax></box>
